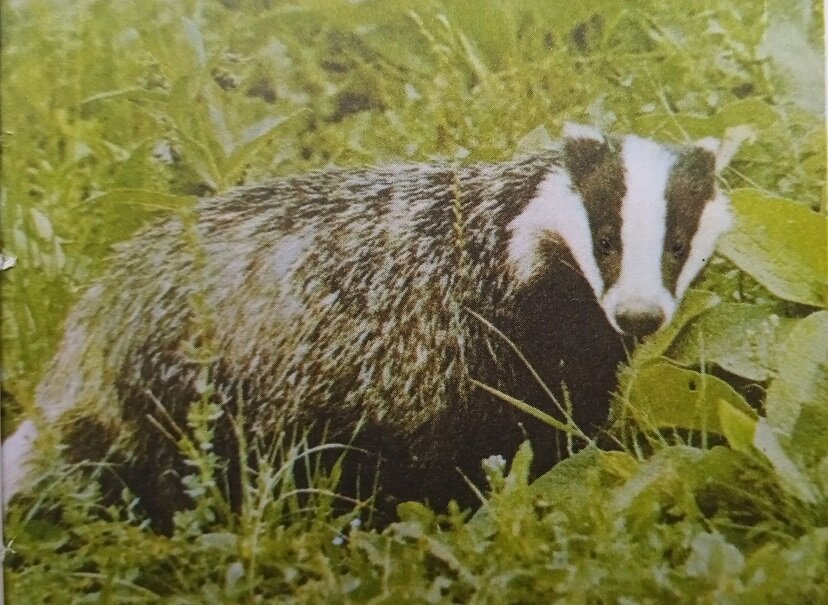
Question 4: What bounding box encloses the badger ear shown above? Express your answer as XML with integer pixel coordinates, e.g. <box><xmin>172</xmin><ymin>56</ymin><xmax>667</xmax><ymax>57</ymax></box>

<box><xmin>563</xmin><ymin>122</ymin><xmax>605</xmax><ymax>142</ymax></box>
<box><xmin>696</xmin><ymin>125</ymin><xmax>755</xmax><ymax>173</ymax></box>
<box><xmin>563</xmin><ymin>124</ymin><xmax>611</xmax><ymax>185</ymax></box>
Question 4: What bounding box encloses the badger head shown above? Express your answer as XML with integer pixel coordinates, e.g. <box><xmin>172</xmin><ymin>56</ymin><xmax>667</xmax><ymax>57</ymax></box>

<box><xmin>508</xmin><ymin>123</ymin><xmax>736</xmax><ymax>338</ymax></box>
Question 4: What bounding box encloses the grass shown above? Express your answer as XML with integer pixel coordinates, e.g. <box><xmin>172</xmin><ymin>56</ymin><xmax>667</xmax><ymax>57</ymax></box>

<box><xmin>1</xmin><ymin>0</ymin><xmax>826</xmax><ymax>602</ymax></box>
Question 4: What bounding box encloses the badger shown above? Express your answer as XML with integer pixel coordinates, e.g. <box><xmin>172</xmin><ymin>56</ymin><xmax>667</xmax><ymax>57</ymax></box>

<box><xmin>2</xmin><ymin>124</ymin><xmax>734</xmax><ymax>525</ymax></box>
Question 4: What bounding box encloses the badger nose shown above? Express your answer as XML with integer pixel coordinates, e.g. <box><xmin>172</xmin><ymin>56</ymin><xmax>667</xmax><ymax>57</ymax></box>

<box><xmin>615</xmin><ymin>305</ymin><xmax>665</xmax><ymax>338</ymax></box>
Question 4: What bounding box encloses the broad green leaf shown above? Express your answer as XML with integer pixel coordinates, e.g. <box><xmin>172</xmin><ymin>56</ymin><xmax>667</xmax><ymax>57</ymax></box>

<box><xmin>396</xmin><ymin>501</ymin><xmax>435</xmax><ymax>526</ymax></box>
<box><xmin>754</xmin><ymin>419</ymin><xmax>819</xmax><ymax>503</ymax></box>
<box><xmin>597</xmin><ymin>450</ymin><xmax>639</xmax><ymax>482</ymax></box>
<box><xmin>526</xmin><ymin>446</ymin><xmax>604</xmax><ymax>507</ymax></box>
<box><xmin>527</xmin><ymin>448</ymin><xmax>637</xmax><ymax>513</ymax></box>
<box><xmin>789</xmin><ymin>403</ymin><xmax>828</xmax><ymax>471</ymax></box>
<box><xmin>627</xmin><ymin>289</ymin><xmax>720</xmax><ymax>368</ymax></box>
<box><xmin>717</xmin><ymin>398</ymin><xmax>757</xmax><ymax>454</ymax></box>
<box><xmin>764</xmin><ymin>311</ymin><xmax>828</xmax><ymax>481</ymax></box>
<box><xmin>529</xmin><ymin>446</ymin><xmax>756</xmax><ymax>527</ymax></box>
<box><xmin>718</xmin><ymin>189</ymin><xmax>827</xmax><ymax>308</ymax></box>
<box><xmin>610</xmin><ymin>446</ymin><xmax>704</xmax><ymax>515</ymax></box>
<box><xmin>714</xmin><ymin>99</ymin><xmax>779</xmax><ymax>132</ymax></box>
<box><xmin>608</xmin><ymin>447</ymin><xmax>759</xmax><ymax>524</ymax></box>
<box><xmin>694</xmin><ymin>445</ymin><xmax>753</xmax><ymax>488</ymax></box>
<box><xmin>765</xmin><ymin>311</ymin><xmax>828</xmax><ymax>436</ymax></box>
<box><xmin>624</xmin><ymin>361</ymin><xmax>756</xmax><ymax>434</ymax></box>
<box><xmin>669</xmin><ymin>303</ymin><xmax>797</xmax><ymax>382</ymax></box>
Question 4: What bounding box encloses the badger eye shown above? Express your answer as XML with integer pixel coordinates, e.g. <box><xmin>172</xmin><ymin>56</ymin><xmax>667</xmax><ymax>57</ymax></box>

<box><xmin>599</xmin><ymin>236</ymin><xmax>614</xmax><ymax>256</ymax></box>
<box><xmin>671</xmin><ymin>240</ymin><xmax>686</xmax><ymax>259</ymax></box>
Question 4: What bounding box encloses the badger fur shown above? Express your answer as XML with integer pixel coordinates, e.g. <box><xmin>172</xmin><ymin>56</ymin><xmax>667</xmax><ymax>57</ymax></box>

<box><xmin>2</xmin><ymin>125</ymin><xmax>734</xmax><ymax>525</ymax></box>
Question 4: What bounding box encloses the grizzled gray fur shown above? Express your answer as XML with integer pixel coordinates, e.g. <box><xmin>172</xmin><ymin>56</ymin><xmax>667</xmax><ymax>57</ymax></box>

<box><xmin>7</xmin><ymin>128</ymin><xmax>734</xmax><ymax>527</ymax></box>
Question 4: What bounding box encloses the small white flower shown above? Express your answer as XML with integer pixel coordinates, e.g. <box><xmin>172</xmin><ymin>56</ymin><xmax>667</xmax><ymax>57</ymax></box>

<box><xmin>482</xmin><ymin>454</ymin><xmax>507</xmax><ymax>473</ymax></box>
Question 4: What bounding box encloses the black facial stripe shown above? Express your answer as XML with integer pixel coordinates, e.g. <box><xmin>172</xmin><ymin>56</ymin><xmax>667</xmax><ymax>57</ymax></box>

<box><xmin>662</xmin><ymin>147</ymin><xmax>716</xmax><ymax>293</ymax></box>
<box><xmin>563</xmin><ymin>137</ymin><xmax>626</xmax><ymax>289</ymax></box>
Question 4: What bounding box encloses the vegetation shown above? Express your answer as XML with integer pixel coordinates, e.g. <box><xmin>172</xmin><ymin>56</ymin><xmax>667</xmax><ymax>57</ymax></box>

<box><xmin>1</xmin><ymin>0</ymin><xmax>825</xmax><ymax>602</ymax></box>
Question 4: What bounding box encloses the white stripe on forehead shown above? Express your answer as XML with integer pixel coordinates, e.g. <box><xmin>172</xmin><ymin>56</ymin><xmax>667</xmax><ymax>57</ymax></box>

<box><xmin>616</xmin><ymin>135</ymin><xmax>675</xmax><ymax>291</ymax></box>
<box><xmin>507</xmin><ymin>166</ymin><xmax>603</xmax><ymax>297</ymax></box>
<box><xmin>600</xmin><ymin>135</ymin><xmax>677</xmax><ymax>327</ymax></box>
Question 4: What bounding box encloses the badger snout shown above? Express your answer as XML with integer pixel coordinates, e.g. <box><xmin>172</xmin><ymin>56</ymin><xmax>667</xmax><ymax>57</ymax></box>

<box><xmin>600</xmin><ymin>285</ymin><xmax>676</xmax><ymax>339</ymax></box>
<box><xmin>614</xmin><ymin>302</ymin><xmax>666</xmax><ymax>338</ymax></box>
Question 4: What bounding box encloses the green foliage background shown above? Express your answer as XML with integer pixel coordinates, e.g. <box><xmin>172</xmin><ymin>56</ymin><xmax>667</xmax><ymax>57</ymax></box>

<box><xmin>1</xmin><ymin>0</ymin><xmax>826</xmax><ymax>602</ymax></box>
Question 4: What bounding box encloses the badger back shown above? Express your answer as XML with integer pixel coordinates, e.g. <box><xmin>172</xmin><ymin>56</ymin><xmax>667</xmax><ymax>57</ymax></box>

<box><xmin>195</xmin><ymin>156</ymin><xmax>562</xmax><ymax>432</ymax></box>
<box><xmin>36</xmin><ymin>154</ymin><xmax>562</xmax><ymax>433</ymax></box>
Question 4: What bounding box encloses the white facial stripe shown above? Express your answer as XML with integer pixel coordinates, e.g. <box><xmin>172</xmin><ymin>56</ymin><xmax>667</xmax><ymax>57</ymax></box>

<box><xmin>507</xmin><ymin>167</ymin><xmax>604</xmax><ymax>298</ymax></box>
<box><xmin>675</xmin><ymin>190</ymin><xmax>732</xmax><ymax>298</ymax></box>
<box><xmin>600</xmin><ymin>135</ymin><xmax>677</xmax><ymax>328</ymax></box>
